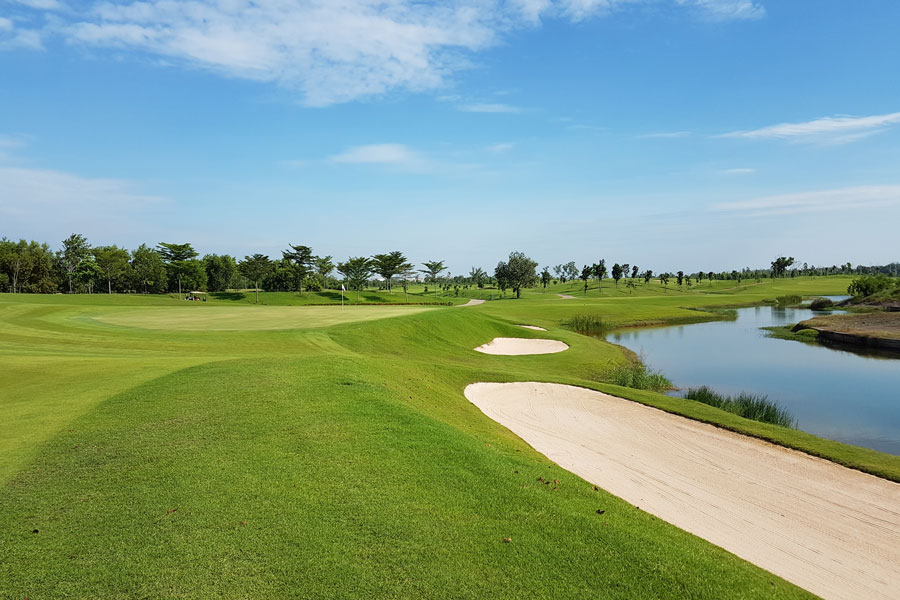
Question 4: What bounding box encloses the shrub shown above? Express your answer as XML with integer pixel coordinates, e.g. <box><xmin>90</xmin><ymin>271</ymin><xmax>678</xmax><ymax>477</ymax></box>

<box><xmin>847</xmin><ymin>274</ymin><xmax>894</xmax><ymax>298</ymax></box>
<box><xmin>684</xmin><ymin>386</ymin><xmax>796</xmax><ymax>428</ymax></box>
<box><xmin>809</xmin><ymin>297</ymin><xmax>833</xmax><ymax>310</ymax></box>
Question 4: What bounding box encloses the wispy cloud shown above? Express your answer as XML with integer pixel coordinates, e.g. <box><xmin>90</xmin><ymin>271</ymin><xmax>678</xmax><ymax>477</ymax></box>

<box><xmin>458</xmin><ymin>103</ymin><xmax>524</xmax><ymax>114</ymax></box>
<box><xmin>711</xmin><ymin>185</ymin><xmax>900</xmax><ymax>217</ymax></box>
<box><xmin>0</xmin><ymin>164</ymin><xmax>169</xmax><ymax>235</ymax></box>
<box><xmin>719</xmin><ymin>167</ymin><xmax>755</xmax><ymax>175</ymax></box>
<box><xmin>637</xmin><ymin>131</ymin><xmax>691</xmax><ymax>139</ymax></box>
<box><xmin>328</xmin><ymin>143</ymin><xmax>429</xmax><ymax>171</ymax></box>
<box><xmin>4</xmin><ymin>1</ymin><xmax>768</xmax><ymax>106</ymax></box>
<box><xmin>719</xmin><ymin>112</ymin><xmax>900</xmax><ymax>144</ymax></box>
<box><xmin>486</xmin><ymin>142</ymin><xmax>515</xmax><ymax>153</ymax></box>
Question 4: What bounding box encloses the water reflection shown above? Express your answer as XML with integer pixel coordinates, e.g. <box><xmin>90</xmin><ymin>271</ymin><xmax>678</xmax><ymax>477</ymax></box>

<box><xmin>607</xmin><ymin>298</ymin><xmax>900</xmax><ymax>455</ymax></box>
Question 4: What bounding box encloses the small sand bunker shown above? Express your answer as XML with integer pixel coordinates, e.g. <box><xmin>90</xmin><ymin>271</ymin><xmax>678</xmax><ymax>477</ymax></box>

<box><xmin>474</xmin><ymin>337</ymin><xmax>568</xmax><ymax>355</ymax></box>
<box><xmin>558</xmin><ymin>294</ymin><xmax>575</xmax><ymax>299</ymax></box>
<box><xmin>518</xmin><ymin>325</ymin><xmax>546</xmax><ymax>331</ymax></box>
<box><xmin>457</xmin><ymin>299</ymin><xmax>485</xmax><ymax>307</ymax></box>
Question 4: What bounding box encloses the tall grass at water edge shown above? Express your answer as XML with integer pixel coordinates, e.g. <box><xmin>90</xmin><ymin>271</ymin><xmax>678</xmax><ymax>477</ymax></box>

<box><xmin>607</xmin><ymin>361</ymin><xmax>672</xmax><ymax>392</ymax></box>
<box><xmin>684</xmin><ymin>386</ymin><xmax>797</xmax><ymax>428</ymax></box>
<box><xmin>567</xmin><ymin>313</ymin><xmax>611</xmax><ymax>335</ymax></box>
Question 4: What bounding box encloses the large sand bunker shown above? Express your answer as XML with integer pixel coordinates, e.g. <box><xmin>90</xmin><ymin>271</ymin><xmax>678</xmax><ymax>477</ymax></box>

<box><xmin>456</xmin><ymin>299</ymin><xmax>485</xmax><ymax>307</ymax></box>
<box><xmin>474</xmin><ymin>338</ymin><xmax>568</xmax><ymax>355</ymax></box>
<box><xmin>518</xmin><ymin>325</ymin><xmax>546</xmax><ymax>331</ymax></box>
<box><xmin>464</xmin><ymin>382</ymin><xmax>900</xmax><ymax>600</ymax></box>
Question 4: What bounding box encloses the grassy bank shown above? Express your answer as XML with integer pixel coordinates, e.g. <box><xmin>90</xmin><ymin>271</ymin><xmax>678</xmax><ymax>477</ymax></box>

<box><xmin>0</xmin><ymin>276</ymin><xmax>890</xmax><ymax>598</ymax></box>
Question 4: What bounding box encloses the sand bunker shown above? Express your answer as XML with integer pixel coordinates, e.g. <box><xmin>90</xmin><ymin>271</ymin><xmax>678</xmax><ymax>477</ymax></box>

<box><xmin>518</xmin><ymin>325</ymin><xmax>546</xmax><ymax>331</ymax></box>
<box><xmin>457</xmin><ymin>299</ymin><xmax>485</xmax><ymax>307</ymax></box>
<box><xmin>557</xmin><ymin>294</ymin><xmax>575</xmax><ymax>299</ymax></box>
<box><xmin>465</xmin><ymin>382</ymin><xmax>900</xmax><ymax>600</ymax></box>
<box><xmin>474</xmin><ymin>338</ymin><xmax>568</xmax><ymax>355</ymax></box>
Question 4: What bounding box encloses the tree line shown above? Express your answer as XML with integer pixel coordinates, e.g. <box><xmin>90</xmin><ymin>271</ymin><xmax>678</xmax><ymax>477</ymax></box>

<box><xmin>1</xmin><ymin>236</ymin><xmax>891</xmax><ymax>299</ymax></box>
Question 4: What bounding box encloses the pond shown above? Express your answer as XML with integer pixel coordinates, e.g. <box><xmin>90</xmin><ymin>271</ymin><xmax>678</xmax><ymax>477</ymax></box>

<box><xmin>607</xmin><ymin>298</ymin><xmax>900</xmax><ymax>455</ymax></box>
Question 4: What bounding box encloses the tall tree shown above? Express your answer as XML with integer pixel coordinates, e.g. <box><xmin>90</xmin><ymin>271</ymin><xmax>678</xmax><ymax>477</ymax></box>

<box><xmin>553</xmin><ymin>264</ymin><xmax>564</xmax><ymax>282</ymax></box>
<box><xmin>595</xmin><ymin>259</ymin><xmax>607</xmax><ymax>281</ymax></box>
<box><xmin>203</xmin><ymin>254</ymin><xmax>239</xmax><ymax>292</ymax></box>
<box><xmin>132</xmin><ymin>245</ymin><xmax>167</xmax><ymax>294</ymax></box>
<box><xmin>494</xmin><ymin>261</ymin><xmax>510</xmax><ymax>295</ymax></box>
<box><xmin>60</xmin><ymin>233</ymin><xmax>90</xmax><ymax>293</ymax></box>
<box><xmin>563</xmin><ymin>261</ymin><xmax>579</xmax><ymax>282</ymax></box>
<box><xmin>677</xmin><ymin>270</ymin><xmax>685</xmax><ymax>286</ymax></box>
<box><xmin>93</xmin><ymin>245</ymin><xmax>130</xmax><ymax>294</ymax></box>
<box><xmin>283</xmin><ymin>244</ymin><xmax>314</xmax><ymax>292</ymax></box>
<box><xmin>419</xmin><ymin>260</ymin><xmax>446</xmax><ymax>298</ymax></box>
<box><xmin>540</xmin><ymin>266</ymin><xmax>551</xmax><ymax>288</ymax></box>
<box><xmin>337</xmin><ymin>257</ymin><xmax>374</xmax><ymax>301</ymax></box>
<box><xmin>469</xmin><ymin>266</ymin><xmax>487</xmax><ymax>288</ymax></box>
<box><xmin>611</xmin><ymin>263</ymin><xmax>623</xmax><ymax>286</ymax></box>
<box><xmin>314</xmin><ymin>255</ymin><xmax>335</xmax><ymax>278</ymax></box>
<box><xmin>771</xmin><ymin>256</ymin><xmax>795</xmax><ymax>278</ymax></box>
<box><xmin>643</xmin><ymin>269</ymin><xmax>653</xmax><ymax>284</ymax></box>
<box><xmin>631</xmin><ymin>265</ymin><xmax>639</xmax><ymax>279</ymax></box>
<box><xmin>371</xmin><ymin>251</ymin><xmax>413</xmax><ymax>294</ymax></box>
<box><xmin>498</xmin><ymin>251</ymin><xmax>537</xmax><ymax>299</ymax></box>
<box><xmin>158</xmin><ymin>242</ymin><xmax>199</xmax><ymax>295</ymax></box>
<box><xmin>239</xmin><ymin>254</ymin><xmax>273</xmax><ymax>303</ymax></box>
<box><xmin>580</xmin><ymin>264</ymin><xmax>592</xmax><ymax>295</ymax></box>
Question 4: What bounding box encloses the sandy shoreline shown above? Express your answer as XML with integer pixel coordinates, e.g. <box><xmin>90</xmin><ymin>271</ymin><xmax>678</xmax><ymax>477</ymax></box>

<box><xmin>465</xmin><ymin>382</ymin><xmax>900</xmax><ymax>600</ymax></box>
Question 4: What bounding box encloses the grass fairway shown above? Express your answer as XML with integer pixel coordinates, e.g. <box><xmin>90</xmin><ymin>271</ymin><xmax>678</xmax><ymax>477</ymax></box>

<box><xmin>93</xmin><ymin>304</ymin><xmax>439</xmax><ymax>331</ymax></box>
<box><xmin>0</xmin><ymin>278</ymin><xmax>891</xmax><ymax>599</ymax></box>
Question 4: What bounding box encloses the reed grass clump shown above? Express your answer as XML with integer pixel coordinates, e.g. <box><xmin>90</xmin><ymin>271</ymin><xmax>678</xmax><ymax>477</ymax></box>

<box><xmin>774</xmin><ymin>294</ymin><xmax>802</xmax><ymax>306</ymax></box>
<box><xmin>608</xmin><ymin>362</ymin><xmax>672</xmax><ymax>392</ymax></box>
<box><xmin>568</xmin><ymin>313</ymin><xmax>610</xmax><ymax>335</ymax></box>
<box><xmin>684</xmin><ymin>386</ymin><xmax>797</xmax><ymax>428</ymax></box>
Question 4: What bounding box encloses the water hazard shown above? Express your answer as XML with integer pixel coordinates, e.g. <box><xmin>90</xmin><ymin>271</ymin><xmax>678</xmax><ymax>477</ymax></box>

<box><xmin>608</xmin><ymin>299</ymin><xmax>900</xmax><ymax>455</ymax></box>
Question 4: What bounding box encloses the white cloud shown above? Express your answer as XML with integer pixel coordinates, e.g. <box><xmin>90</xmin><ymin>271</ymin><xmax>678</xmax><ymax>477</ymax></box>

<box><xmin>328</xmin><ymin>143</ymin><xmax>428</xmax><ymax>170</ymax></box>
<box><xmin>458</xmin><ymin>102</ymin><xmax>524</xmax><ymax>114</ymax></box>
<box><xmin>486</xmin><ymin>142</ymin><xmax>515</xmax><ymax>153</ymax></box>
<box><xmin>4</xmin><ymin>0</ymin><xmax>767</xmax><ymax>106</ymax></box>
<box><xmin>719</xmin><ymin>167</ymin><xmax>755</xmax><ymax>174</ymax></box>
<box><xmin>677</xmin><ymin>0</ymin><xmax>765</xmax><ymax>21</ymax></box>
<box><xmin>711</xmin><ymin>185</ymin><xmax>900</xmax><ymax>217</ymax></box>
<box><xmin>719</xmin><ymin>112</ymin><xmax>900</xmax><ymax>144</ymax></box>
<box><xmin>637</xmin><ymin>131</ymin><xmax>691</xmax><ymax>139</ymax></box>
<box><xmin>0</xmin><ymin>18</ymin><xmax>13</xmax><ymax>32</ymax></box>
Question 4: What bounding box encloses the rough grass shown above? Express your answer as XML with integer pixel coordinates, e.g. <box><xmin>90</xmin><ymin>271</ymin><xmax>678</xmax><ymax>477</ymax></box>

<box><xmin>566</xmin><ymin>313</ymin><xmax>610</xmax><ymax>335</ymax></box>
<box><xmin>774</xmin><ymin>294</ymin><xmax>803</xmax><ymax>306</ymax></box>
<box><xmin>606</xmin><ymin>361</ymin><xmax>672</xmax><ymax>392</ymax></box>
<box><xmin>684</xmin><ymin>386</ymin><xmax>797</xmax><ymax>428</ymax></box>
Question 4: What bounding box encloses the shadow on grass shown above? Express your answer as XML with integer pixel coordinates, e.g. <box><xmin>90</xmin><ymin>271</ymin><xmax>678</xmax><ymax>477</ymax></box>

<box><xmin>211</xmin><ymin>292</ymin><xmax>247</xmax><ymax>302</ymax></box>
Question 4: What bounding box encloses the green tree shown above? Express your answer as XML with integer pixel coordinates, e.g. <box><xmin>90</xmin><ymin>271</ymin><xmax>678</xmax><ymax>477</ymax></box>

<box><xmin>660</xmin><ymin>272</ymin><xmax>670</xmax><ymax>290</ymax></box>
<box><xmin>611</xmin><ymin>263</ymin><xmax>623</xmax><ymax>286</ymax></box>
<box><xmin>580</xmin><ymin>264</ymin><xmax>592</xmax><ymax>295</ymax></box>
<box><xmin>239</xmin><ymin>254</ymin><xmax>273</xmax><ymax>303</ymax></box>
<box><xmin>314</xmin><ymin>255</ymin><xmax>335</xmax><ymax>278</ymax></box>
<box><xmin>203</xmin><ymin>254</ymin><xmax>239</xmax><ymax>292</ymax></box>
<box><xmin>643</xmin><ymin>269</ymin><xmax>653</xmax><ymax>284</ymax></box>
<box><xmin>59</xmin><ymin>233</ymin><xmax>90</xmax><ymax>293</ymax></box>
<box><xmin>631</xmin><ymin>265</ymin><xmax>639</xmax><ymax>279</ymax></box>
<box><xmin>283</xmin><ymin>244</ymin><xmax>314</xmax><ymax>292</ymax></box>
<box><xmin>771</xmin><ymin>256</ymin><xmax>795</xmax><ymax>278</ymax></box>
<box><xmin>131</xmin><ymin>245</ymin><xmax>167</xmax><ymax>294</ymax></box>
<box><xmin>469</xmin><ymin>266</ymin><xmax>487</xmax><ymax>288</ymax></box>
<box><xmin>494</xmin><ymin>261</ymin><xmax>510</xmax><ymax>295</ymax></box>
<box><xmin>677</xmin><ymin>270</ymin><xmax>684</xmax><ymax>287</ymax></box>
<box><xmin>419</xmin><ymin>260</ymin><xmax>447</xmax><ymax>298</ymax></box>
<box><xmin>75</xmin><ymin>255</ymin><xmax>103</xmax><ymax>293</ymax></box>
<box><xmin>494</xmin><ymin>251</ymin><xmax>537</xmax><ymax>299</ymax></box>
<box><xmin>540</xmin><ymin>266</ymin><xmax>551</xmax><ymax>288</ymax></box>
<box><xmin>371</xmin><ymin>251</ymin><xmax>413</xmax><ymax>294</ymax></box>
<box><xmin>93</xmin><ymin>245</ymin><xmax>130</xmax><ymax>294</ymax></box>
<box><xmin>563</xmin><ymin>261</ymin><xmax>578</xmax><ymax>282</ymax></box>
<box><xmin>158</xmin><ymin>242</ymin><xmax>199</xmax><ymax>295</ymax></box>
<box><xmin>338</xmin><ymin>257</ymin><xmax>374</xmax><ymax>301</ymax></box>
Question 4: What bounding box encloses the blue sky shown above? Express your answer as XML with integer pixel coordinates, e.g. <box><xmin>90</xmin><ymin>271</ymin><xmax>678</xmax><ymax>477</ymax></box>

<box><xmin>2</xmin><ymin>0</ymin><xmax>899</xmax><ymax>274</ymax></box>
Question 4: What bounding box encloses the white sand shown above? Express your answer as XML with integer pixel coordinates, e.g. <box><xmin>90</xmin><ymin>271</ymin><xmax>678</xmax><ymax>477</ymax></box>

<box><xmin>457</xmin><ymin>299</ymin><xmax>485</xmax><ymax>307</ymax></box>
<box><xmin>518</xmin><ymin>325</ymin><xmax>547</xmax><ymax>331</ymax></box>
<box><xmin>557</xmin><ymin>294</ymin><xmax>576</xmax><ymax>299</ymax></box>
<box><xmin>464</xmin><ymin>382</ymin><xmax>900</xmax><ymax>600</ymax></box>
<box><xmin>474</xmin><ymin>338</ymin><xmax>569</xmax><ymax>355</ymax></box>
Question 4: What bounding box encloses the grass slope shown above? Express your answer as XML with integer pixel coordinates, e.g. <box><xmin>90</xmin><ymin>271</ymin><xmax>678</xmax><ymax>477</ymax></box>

<box><xmin>0</xmin><ymin>278</ymin><xmax>885</xmax><ymax>598</ymax></box>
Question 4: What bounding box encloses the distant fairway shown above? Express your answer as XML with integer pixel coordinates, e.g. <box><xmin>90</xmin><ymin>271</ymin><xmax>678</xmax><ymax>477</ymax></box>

<box><xmin>92</xmin><ymin>304</ymin><xmax>439</xmax><ymax>331</ymax></box>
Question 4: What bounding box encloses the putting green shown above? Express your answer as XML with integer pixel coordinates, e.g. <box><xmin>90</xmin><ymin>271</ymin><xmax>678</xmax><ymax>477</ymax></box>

<box><xmin>92</xmin><ymin>304</ymin><xmax>440</xmax><ymax>331</ymax></box>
